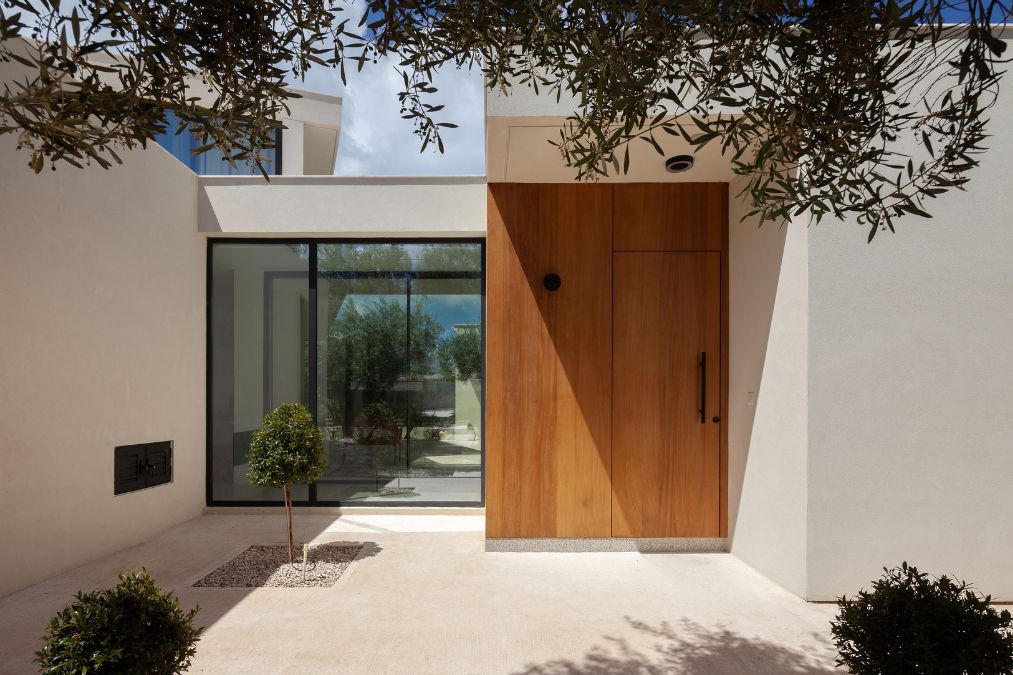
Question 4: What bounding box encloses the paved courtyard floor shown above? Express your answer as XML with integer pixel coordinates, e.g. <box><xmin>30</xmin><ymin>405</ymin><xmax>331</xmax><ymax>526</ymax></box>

<box><xmin>0</xmin><ymin>513</ymin><xmax>841</xmax><ymax>674</ymax></box>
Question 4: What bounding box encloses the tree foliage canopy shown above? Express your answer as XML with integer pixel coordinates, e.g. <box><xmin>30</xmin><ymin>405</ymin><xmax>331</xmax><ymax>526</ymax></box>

<box><xmin>247</xmin><ymin>403</ymin><xmax>325</xmax><ymax>488</ymax></box>
<box><xmin>437</xmin><ymin>325</ymin><xmax>482</xmax><ymax>381</ymax></box>
<box><xmin>2</xmin><ymin>0</ymin><xmax>1010</xmax><ymax>237</ymax></box>
<box><xmin>328</xmin><ymin>296</ymin><xmax>442</xmax><ymax>395</ymax></box>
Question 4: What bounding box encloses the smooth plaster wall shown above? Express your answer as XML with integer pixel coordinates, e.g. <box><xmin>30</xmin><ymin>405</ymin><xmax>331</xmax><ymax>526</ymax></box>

<box><xmin>0</xmin><ymin>135</ymin><xmax>205</xmax><ymax>597</ymax></box>
<box><xmin>198</xmin><ymin>176</ymin><xmax>487</xmax><ymax>235</ymax></box>
<box><xmin>805</xmin><ymin>62</ymin><xmax>1013</xmax><ymax>600</ymax></box>
<box><xmin>726</xmin><ymin>182</ymin><xmax>809</xmax><ymax>597</ymax></box>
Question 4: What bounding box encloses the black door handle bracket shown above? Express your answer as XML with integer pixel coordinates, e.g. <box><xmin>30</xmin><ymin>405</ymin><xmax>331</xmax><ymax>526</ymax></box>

<box><xmin>699</xmin><ymin>351</ymin><xmax>707</xmax><ymax>424</ymax></box>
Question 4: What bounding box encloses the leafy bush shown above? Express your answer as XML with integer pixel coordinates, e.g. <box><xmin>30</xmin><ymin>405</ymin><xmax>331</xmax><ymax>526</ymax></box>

<box><xmin>247</xmin><ymin>403</ymin><xmax>324</xmax><ymax>561</ymax></box>
<box><xmin>437</xmin><ymin>326</ymin><xmax>482</xmax><ymax>381</ymax></box>
<box><xmin>831</xmin><ymin>562</ymin><xmax>1013</xmax><ymax>674</ymax></box>
<box><xmin>35</xmin><ymin>570</ymin><xmax>201</xmax><ymax>674</ymax></box>
<box><xmin>247</xmin><ymin>402</ymin><xmax>324</xmax><ymax>488</ymax></box>
<box><xmin>353</xmin><ymin>401</ymin><xmax>399</xmax><ymax>444</ymax></box>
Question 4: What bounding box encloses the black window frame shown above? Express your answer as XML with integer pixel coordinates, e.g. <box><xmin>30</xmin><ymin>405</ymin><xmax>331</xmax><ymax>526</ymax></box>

<box><xmin>205</xmin><ymin>237</ymin><xmax>487</xmax><ymax>508</ymax></box>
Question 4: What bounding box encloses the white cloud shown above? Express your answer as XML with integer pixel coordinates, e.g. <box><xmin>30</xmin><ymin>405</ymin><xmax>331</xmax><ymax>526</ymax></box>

<box><xmin>298</xmin><ymin>51</ymin><xmax>485</xmax><ymax>176</ymax></box>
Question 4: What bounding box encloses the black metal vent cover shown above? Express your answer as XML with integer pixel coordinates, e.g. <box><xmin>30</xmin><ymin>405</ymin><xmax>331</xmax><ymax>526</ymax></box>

<box><xmin>114</xmin><ymin>441</ymin><xmax>173</xmax><ymax>495</ymax></box>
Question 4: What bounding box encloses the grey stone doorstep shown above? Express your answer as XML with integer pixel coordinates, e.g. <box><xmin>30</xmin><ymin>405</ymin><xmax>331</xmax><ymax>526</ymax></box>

<box><xmin>484</xmin><ymin>538</ymin><xmax>729</xmax><ymax>553</ymax></box>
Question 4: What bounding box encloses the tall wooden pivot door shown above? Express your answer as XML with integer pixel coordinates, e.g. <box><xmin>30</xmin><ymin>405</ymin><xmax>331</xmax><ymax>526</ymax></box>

<box><xmin>486</xmin><ymin>183</ymin><xmax>727</xmax><ymax>540</ymax></box>
<box><xmin>486</xmin><ymin>184</ymin><xmax>613</xmax><ymax>538</ymax></box>
<box><xmin>611</xmin><ymin>253</ymin><xmax>721</xmax><ymax>537</ymax></box>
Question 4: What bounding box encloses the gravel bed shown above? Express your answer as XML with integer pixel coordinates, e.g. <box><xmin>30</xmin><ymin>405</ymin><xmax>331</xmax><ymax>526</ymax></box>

<box><xmin>194</xmin><ymin>543</ymin><xmax>364</xmax><ymax>588</ymax></box>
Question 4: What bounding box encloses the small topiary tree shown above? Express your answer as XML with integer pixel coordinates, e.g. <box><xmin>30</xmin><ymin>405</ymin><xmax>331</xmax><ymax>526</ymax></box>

<box><xmin>247</xmin><ymin>402</ymin><xmax>324</xmax><ymax>563</ymax></box>
<box><xmin>831</xmin><ymin>562</ymin><xmax>1013</xmax><ymax>674</ymax></box>
<box><xmin>35</xmin><ymin>569</ymin><xmax>201</xmax><ymax>674</ymax></box>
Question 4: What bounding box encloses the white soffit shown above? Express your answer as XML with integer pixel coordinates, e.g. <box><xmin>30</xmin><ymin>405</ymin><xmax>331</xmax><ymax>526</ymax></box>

<box><xmin>303</xmin><ymin>125</ymin><xmax>340</xmax><ymax>175</ymax></box>
<box><xmin>487</xmin><ymin>116</ymin><xmax>739</xmax><ymax>183</ymax></box>
<box><xmin>286</xmin><ymin>88</ymin><xmax>343</xmax><ymax>129</ymax></box>
<box><xmin>197</xmin><ymin>176</ymin><xmax>487</xmax><ymax>235</ymax></box>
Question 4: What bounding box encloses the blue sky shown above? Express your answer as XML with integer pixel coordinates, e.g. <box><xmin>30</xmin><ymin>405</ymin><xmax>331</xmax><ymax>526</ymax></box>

<box><xmin>298</xmin><ymin>52</ymin><xmax>485</xmax><ymax>177</ymax></box>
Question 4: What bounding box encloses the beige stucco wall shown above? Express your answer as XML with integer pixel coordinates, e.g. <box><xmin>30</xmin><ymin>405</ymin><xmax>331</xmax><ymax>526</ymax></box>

<box><xmin>805</xmin><ymin>65</ymin><xmax>1013</xmax><ymax>600</ymax></box>
<box><xmin>726</xmin><ymin>188</ymin><xmax>809</xmax><ymax>597</ymax></box>
<box><xmin>198</xmin><ymin>176</ymin><xmax>487</xmax><ymax>235</ymax></box>
<box><xmin>0</xmin><ymin>136</ymin><xmax>205</xmax><ymax>597</ymax></box>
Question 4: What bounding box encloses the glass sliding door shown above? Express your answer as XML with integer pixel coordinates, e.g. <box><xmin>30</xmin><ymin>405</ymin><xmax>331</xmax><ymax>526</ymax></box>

<box><xmin>316</xmin><ymin>243</ymin><xmax>410</xmax><ymax>501</ymax></box>
<box><xmin>407</xmin><ymin>244</ymin><xmax>483</xmax><ymax>502</ymax></box>
<box><xmin>208</xmin><ymin>240</ymin><xmax>484</xmax><ymax>505</ymax></box>
<box><xmin>209</xmin><ymin>243</ymin><xmax>310</xmax><ymax>502</ymax></box>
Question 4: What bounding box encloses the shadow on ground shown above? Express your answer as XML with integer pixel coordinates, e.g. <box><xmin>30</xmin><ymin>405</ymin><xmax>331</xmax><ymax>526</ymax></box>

<box><xmin>514</xmin><ymin>617</ymin><xmax>838</xmax><ymax>674</ymax></box>
<box><xmin>186</xmin><ymin>536</ymin><xmax>384</xmax><ymax>630</ymax></box>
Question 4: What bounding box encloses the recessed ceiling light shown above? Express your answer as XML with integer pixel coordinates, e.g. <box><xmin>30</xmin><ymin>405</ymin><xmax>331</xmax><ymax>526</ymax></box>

<box><xmin>665</xmin><ymin>155</ymin><xmax>694</xmax><ymax>173</ymax></box>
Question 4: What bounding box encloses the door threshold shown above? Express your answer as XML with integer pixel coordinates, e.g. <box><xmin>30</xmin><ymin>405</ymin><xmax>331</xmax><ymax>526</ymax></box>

<box><xmin>204</xmin><ymin>506</ymin><xmax>485</xmax><ymax>516</ymax></box>
<box><xmin>485</xmin><ymin>537</ymin><xmax>727</xmax><ymax>553</ymax></box>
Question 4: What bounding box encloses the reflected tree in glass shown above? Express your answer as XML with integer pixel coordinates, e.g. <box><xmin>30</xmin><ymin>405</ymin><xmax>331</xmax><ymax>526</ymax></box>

<box><xmin>325</xmin><ymin>297</ymin><xmax>442</xmax><ymax>424</ymax></box>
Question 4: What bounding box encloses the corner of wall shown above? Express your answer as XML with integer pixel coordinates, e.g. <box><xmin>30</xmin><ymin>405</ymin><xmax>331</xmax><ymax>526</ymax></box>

<box><xmin>726</xmin><ymin>184</ymin><xmax>810</xmax><ymax>598</ymax></box>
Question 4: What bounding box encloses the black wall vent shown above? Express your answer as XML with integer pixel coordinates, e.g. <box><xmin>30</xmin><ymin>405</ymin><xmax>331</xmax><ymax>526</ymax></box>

<box><xmin>114</xmin><ymin>441</ymin><xmax>173</xmax><ymax>495</ymax></box>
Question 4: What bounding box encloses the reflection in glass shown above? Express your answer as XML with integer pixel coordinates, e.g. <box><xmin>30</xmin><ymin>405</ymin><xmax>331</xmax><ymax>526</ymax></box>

<box><xmin>209</xmin><ymin>244</ymin><xmax>310</xmax><ymax>501</ymax></box>
<box><xmin>154</xmin><ymin>110</ymin><xmax>280</xmax><ymax>175</ymax></box>
<box><xmin>208</xmin><ymin>241</ymin><xmax>483</xmax><ymax>505</ymax></box>
<box><xmin>315</xmin><ymin>243</ymin><xmax>483</xmax><ymax>502</ymax></box>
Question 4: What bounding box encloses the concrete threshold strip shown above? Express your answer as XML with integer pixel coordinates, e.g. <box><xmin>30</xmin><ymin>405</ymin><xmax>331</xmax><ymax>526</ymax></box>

<box><xmin>485</xmin><ymin>538</ymin><xmax>728</xmax><ymax>553</ymax></box>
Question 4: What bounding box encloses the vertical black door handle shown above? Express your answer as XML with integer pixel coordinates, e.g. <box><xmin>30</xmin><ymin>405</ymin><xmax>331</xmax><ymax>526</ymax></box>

<box><xmin>699</xmin><ymin>351</ymin><xmax>707</xmax><ymax>424</ymax></box>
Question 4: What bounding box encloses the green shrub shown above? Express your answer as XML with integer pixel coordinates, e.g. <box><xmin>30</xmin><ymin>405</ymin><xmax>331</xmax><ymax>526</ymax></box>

<box><xmin>247</xmin><ymin>403</ymin><xmax>324</xmax><ymax>562</ymax></box>
<box><xmin>831</xmin><ymin>562</ymin><xmax>1013</xmax><ymax>674</ymax></box>
<box><xmin>247</xmin><ymin>402</ymin><xmax>325</xmax><ymax>488</ymax></box>
<box><xmin>35</xmin><ymin>570</ymin><xmax>201</xmax><ymax>674</ymax></box>
<box><xmin>353</xmin><ymin>401</ymin><xmax>398</xmax><ymax>444</ymax></box>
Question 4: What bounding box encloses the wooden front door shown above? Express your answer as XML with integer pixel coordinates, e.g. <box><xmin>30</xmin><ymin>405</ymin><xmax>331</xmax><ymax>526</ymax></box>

<box><xmin>611</xmin><ymin>252</ymin><xmax>721</xmax><ymax>537</ymax></box>
<box><xmin>486</xmin><ymin>184</ymin><xmax>613</xmax><ymax>538</ymax></box>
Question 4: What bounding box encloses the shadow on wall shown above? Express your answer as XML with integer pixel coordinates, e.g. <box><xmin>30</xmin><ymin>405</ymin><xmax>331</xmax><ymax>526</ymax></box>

<box><xmin>514</xmin><ymin>617</ymin><xmax>836</xmax><ymax>675</ymax></box>
<box><xmin>488</xmin><ymin>184</ymin><xmax>614</xmax><ymax>535</ymax></box>
<box><xmin>489</xmin><ymin>182</ymin><xmax>796</xmax><ymax>540</ymax></box>
<box><xmin>724</xmin><ymin>192</ymin><xmax>792</xmax><ymax>541</ymax></box>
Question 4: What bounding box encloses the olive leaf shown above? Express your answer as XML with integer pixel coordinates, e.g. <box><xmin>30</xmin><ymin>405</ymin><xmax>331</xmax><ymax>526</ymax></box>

<box><xmin>2</xmin><ymin>1</ymin><xmax>1010</xmax><ymax>238</ymax></box>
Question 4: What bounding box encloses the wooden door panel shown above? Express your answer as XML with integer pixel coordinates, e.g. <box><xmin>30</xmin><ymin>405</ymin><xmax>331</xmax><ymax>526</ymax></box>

<box><xmin>613</xmin><ymin>183</ymin><xmax>726</xmax><ymax>252</ymax></box>
<box><xmin>486</xmin><ymin>184</ymin><xmax>613</xmax><ymax>538</ymax></box>
<box><xmin>612</xmin><ymin>252</ymin><xmax>721</xmax><ymax>537</ymax></box>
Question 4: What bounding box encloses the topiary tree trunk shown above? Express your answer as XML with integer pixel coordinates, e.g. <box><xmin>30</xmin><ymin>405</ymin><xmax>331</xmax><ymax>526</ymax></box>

<box><xmin>283</xmin><ymin>484</ymin><xmax>294</xmax><ymax>563</ymax></box>
<box><xmin>246</xmin><ymin>403</ymin><xmax>324</xmax><ymax>565</ymax></box>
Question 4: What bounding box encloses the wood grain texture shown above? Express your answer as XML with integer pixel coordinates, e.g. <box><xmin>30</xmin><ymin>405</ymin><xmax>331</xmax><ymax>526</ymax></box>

<box><xmin>486</xmin><ymin>184</ymin><xmax>613</xmax><ymax>538</ymax></box>
<box><xmin>613</xmin><ymin>183</ymin><xmax>727</xmax><ymax>252</ymax></box>
<box><xmin>611</xmin><ymin>252</ymin><xmax>721</xmax><ymax>537</ymax></box>
<box><xmin>719</xmin><ymin>196</ymin><xmax>730</xmax><ymax>537</ymax></box>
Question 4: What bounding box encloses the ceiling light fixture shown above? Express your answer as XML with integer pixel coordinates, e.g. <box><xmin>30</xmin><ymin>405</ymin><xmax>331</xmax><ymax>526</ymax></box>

<box><xmin>665</xmin><ymin>155</ymin><xmax>694</xmax><ymax>173</ymax></box>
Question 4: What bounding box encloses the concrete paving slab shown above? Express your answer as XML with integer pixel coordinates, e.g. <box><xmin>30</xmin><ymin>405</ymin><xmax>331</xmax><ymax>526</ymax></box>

<box><xmin>0</xmin><ymin>514</ymin><xmax>841</xmax><ymax>674</ymax></box>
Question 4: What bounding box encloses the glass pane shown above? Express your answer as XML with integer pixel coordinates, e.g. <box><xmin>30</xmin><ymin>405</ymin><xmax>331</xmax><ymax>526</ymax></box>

<box><xmin>210</xmin><ymin>244</ymin><xmax>309</xmax><ymax>501</ymax></box>
<box><xmin>406</xmin><ymin>277</ymin><xmax>483</xmax><ymax>502</ymax></box>
<box><xmin>315</xmin><ymin>242</ymin><xmax>483</xmax><ymax>503</ymax></box>
<box><xmin>316</xmin><ymin>270</ymin><xmax>408</xmax><ymax>502</ymax></box>
<box><xmin>154</xmin><ymin>110</ymin><xmax>278</xmax><ymax>175</ymax></box>
<box><xmin>410</xmin><ymin>242</ymin><xmax>483</xmax><ymax>273</ymax></box>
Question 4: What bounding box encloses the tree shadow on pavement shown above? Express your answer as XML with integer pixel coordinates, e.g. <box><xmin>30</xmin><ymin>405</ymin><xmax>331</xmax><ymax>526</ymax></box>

<box><xmin>514</xmin><ymin>616</ymin><xmax>839</xmax><ymax>674</ymax></box>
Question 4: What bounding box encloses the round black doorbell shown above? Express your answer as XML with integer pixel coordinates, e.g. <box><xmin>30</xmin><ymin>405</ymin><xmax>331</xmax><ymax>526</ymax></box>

<box><xmin>543</xmin><ymin>273</ymin><xmax>562</xmax><ymax>291</ymax></box>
